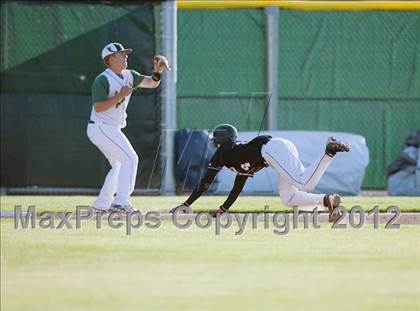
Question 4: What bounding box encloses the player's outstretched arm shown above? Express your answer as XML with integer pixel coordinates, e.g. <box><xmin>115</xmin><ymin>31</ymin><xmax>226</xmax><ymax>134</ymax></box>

<box><xmin>133</xmin><ymin>55</ymin><xmax>170</xmax><ymax>89</ymax></box>
<box><xmin>131</xmin><ymin>70</ymin><xmax>160</xmax><ymax>89</ymax></box>
<box><xmin>170</xmin><ymin>145</ymin><xmax>223</xmax><ymax>213</ymax></box>
<box><xmin>185</xmin><ymin>169</ymin><xmax>218</xmax><ymax>206</ymax></box>
<box><xmin>138</xmin><ymin>75</ymin><xmax>160</xmax><ymax>88</ymax></box>
<box><xmin>169</xmin><ymin>169</ymin><xmax>218</xmax><ymax>213</ymax></box>
<box><xmin>211</xmin><ymin>175</ymin><xmax>248</xmax><ymax>217</ymax></box>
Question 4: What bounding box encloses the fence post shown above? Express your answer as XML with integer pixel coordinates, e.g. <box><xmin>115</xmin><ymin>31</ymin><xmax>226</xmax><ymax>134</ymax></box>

<box><xmin>161</xmin><ymin>0</ymin><xmax>177</xmax><ymax>194</ymax></box>
<box><xmin>265</xmin><ymin>7</ymin><xmax>279</xmax><ymax>131</ymax></box>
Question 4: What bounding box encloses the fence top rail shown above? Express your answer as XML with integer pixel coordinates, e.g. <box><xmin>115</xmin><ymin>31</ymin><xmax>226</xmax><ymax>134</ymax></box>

<box><xmin>177</xmin><ymin>1</ymin><xmax>420</xmax><ymax>11</ymax></box>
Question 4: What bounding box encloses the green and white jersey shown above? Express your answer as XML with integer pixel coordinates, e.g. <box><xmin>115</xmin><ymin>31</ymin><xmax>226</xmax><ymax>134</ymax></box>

<box><xmin>90</xmin><ymin>68</ymin><xmax>145</xmax><ymax>128</ymax></box>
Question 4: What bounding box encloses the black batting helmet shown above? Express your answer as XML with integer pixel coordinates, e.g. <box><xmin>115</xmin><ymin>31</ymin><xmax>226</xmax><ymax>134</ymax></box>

<box><xmin>212</xmin><ymin>124</ymin><xmax>238</xmax><ymax>147</ymax></box>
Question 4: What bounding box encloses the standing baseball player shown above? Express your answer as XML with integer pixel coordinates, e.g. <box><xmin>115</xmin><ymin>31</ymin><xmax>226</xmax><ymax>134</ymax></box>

<box><xmin>171</xmin><ymin>124</ymin><xmax>350</xmax><ymax>221</ymax></box>
<box><xmin>87</xmin><ymin>42</ymin><xmax>170</xmax><ymax>212</ymax></box>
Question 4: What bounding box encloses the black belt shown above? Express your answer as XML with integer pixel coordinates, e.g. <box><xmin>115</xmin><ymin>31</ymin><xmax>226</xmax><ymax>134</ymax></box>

<box><xmin>89</xmin><ymin>120</ymin><xmax>95</xmax><ymax>124</ymax></box>
<box><xmin>260</xmin><ymin>136</ymin><xmax>271</xmax><ymax>147</ymax></box>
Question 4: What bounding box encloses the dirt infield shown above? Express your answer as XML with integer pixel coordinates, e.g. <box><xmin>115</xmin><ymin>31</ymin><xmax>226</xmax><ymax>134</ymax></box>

<box><xmin>2</xmin><ymin>211</ymin><xmax>420</xmax><ymax>225</ymax></box>
<box><xmin>159</xmin><ymin>212</ymin><xmax>420</xmax><ymax>225</ymax></box>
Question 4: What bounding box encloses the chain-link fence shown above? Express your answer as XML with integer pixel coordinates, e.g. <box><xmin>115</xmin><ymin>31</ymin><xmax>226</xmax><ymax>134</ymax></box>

<box><xmin>1</xmin><ymin>1</ymin><xmax>419</xmax><ymax>191</ymax></box>
<box><xmin>1</xmin><ymin>1</ymin><xmax>156</xmax><ymax>93</ymax></box>
<box><xmin>1</xmin><ymin>1</ymin><xmax>161</xmax><ymax>190</ymax></box>
<box><xmin>177</xmin><ymin>8</ymin><xmax>420</xmax><ymax>189</ymax></box>
<box><xmin>1</xmin><ymin>2</ymin><xmax>132</xmax><ymax>72</ymax></box>
<box><xmin>177</xmin><ymin>9</ymin><xmax>269</xmax><ymax>132</ymax></box>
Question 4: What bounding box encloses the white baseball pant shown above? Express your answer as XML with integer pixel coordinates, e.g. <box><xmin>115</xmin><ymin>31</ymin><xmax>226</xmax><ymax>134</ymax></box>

<box><xmin>87</xmin><ymin>123</ymin><xmax>138</xmax><ymax>208</ymax></box>
<box><xmin>261</xmin><ymin>138</ymin><xmax>333</xmax><ymax>208</ymax></box>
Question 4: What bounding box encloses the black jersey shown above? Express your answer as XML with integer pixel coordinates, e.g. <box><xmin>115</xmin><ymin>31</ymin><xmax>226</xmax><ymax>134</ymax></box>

<box><xmin>184</xmin><ymin>135</ymin><xmax>272</xmax><ymax>210</ymax></box>
<box><xmin>208</xmin><ymin>135</ymin><xmax>272</xmax><ymax>176</ymax></box>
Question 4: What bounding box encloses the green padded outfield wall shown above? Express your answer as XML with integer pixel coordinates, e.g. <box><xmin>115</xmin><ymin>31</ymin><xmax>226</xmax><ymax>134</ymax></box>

<box><xmin>276</xmin><ymin>11</ymin><xmax>420</xmax><ymax>189</ymax></box>
<box><xmin>177</xmin><ymin>9</ymin><xmax>420</xmax><ymax>189</ymax></box>
<box><xmin>177</xmin><ymin>9</ymin><xmax>268</xmax><ymax>130</ymax></box>
<box><xmin>1</xmin><ymin>1</ymin><xmax>161</xmax><ymax>189</ymax></box>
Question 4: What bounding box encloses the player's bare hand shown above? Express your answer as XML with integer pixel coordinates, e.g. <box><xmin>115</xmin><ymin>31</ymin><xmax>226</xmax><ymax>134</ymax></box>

<box><xmin>210</xmin><ymin>207</ymin><xmax>227</xmax><ymax>218</ymax></box>
<box><xmin>169</xmin><ymin>204</ymin><xmax>191</xmax><ymax>214</ymax></box>
<box><xmin>119</xmin><ymin>85</ymin><xmax>133</xmax><ymax>97</ymax></box>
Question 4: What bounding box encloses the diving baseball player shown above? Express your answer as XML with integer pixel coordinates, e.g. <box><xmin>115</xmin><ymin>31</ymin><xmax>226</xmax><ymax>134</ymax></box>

<box><xmin>87</xmin><ymin>42</ymin><xmax>169</xmax><ymax>212</ymax></box>
<box><xmin>171</xmin><ymin>124</ymin><xmax>350</xmax><ymax>221</ymax></box>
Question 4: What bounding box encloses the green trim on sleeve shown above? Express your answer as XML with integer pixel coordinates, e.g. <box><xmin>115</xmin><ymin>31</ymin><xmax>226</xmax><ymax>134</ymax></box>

<box><xmin>131</xmin><ymin>70</ymin><xmax>147</xmax><ymax>87</ymax></box>
<box><xmin>91</xmin><ymin>75</ymin><xmax>109</xmax><ymax>104</ymax></box>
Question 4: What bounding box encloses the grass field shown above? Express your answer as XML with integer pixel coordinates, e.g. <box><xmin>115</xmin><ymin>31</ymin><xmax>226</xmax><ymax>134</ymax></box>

<box><xmin>1</xmin><ymin>195</ymin><xmax>420</xmax><ymax>213</ymax></box>
<box><xmin>1</xmin><ymin>196</ymin><xmax>420</xmax><ymax>310</ymax></box>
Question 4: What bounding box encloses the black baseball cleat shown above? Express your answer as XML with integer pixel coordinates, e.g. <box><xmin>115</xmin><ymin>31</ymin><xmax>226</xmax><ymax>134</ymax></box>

<box><xmin>325</xmin><ymin>137</ymin><xmax>350</xmax><ymax>157</ymax></box>
<box><xmin>324</xmin><ymin>194</ymin><xmax>342</xmax><ymax>222</ymax></box>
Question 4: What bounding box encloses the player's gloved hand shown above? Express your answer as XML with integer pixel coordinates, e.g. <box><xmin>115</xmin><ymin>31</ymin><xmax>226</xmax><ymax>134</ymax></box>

<box><xmin>169</xmin><ymin>203</ymin><xmax>191</xmax><ymax>214</ymax></box>
<box><xmin>210</xmin><ymin>206</ymin><xmax>228</xmax><ymax>218</ymax></box>
<box><xmin>153</xmin><ymin>55</ymin><xmax>171</xmax><ymax>73</ymax></box>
